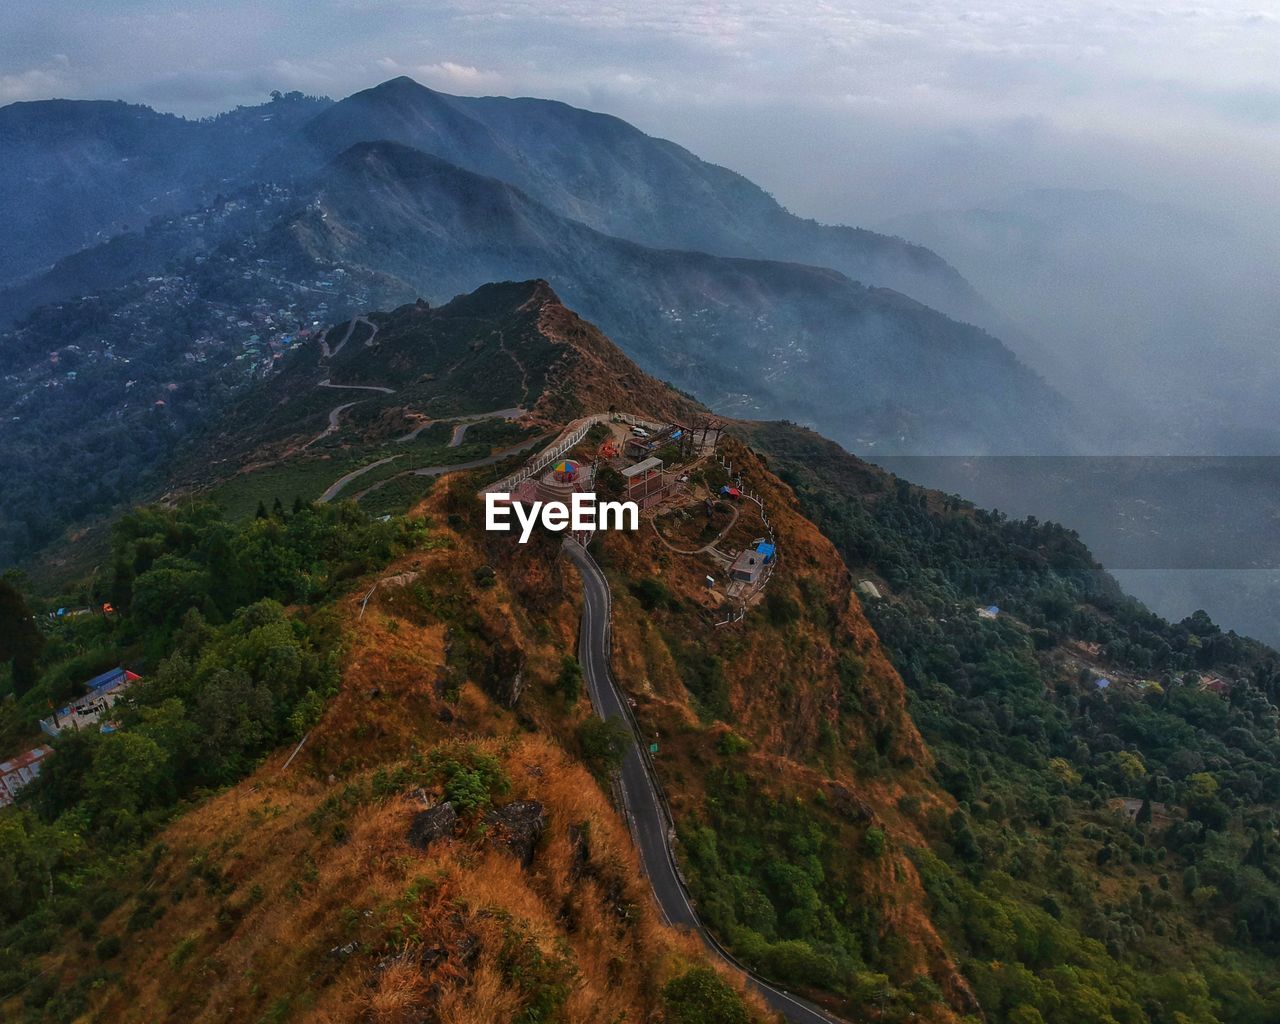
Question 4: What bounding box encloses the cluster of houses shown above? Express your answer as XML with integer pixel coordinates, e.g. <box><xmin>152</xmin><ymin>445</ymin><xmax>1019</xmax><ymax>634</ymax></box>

<box><xmin>0</xmin><ymin>667</ymin><xmax>142</xmax><ymax>810</ymax></box>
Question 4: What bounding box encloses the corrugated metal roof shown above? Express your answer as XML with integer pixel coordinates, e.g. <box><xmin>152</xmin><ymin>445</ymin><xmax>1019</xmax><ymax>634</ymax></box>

<box><xmin>622</xmin><ymin>457</ymin><xmax>663</xmax><ymax>477</ymax></box>
<box><xmin>1</xmin><ymin>746</ymin><xmax>52</xmax><ymax>774</ymax></box>
<box><xmin>84</xmin><ymin>667</ymin><xmax>126</xmax><ymax>691</ymax></box>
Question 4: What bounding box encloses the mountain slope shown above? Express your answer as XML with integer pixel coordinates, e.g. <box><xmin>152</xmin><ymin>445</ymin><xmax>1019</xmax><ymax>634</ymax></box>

<box><xmin>278</xmin><ymin>141</ymin><xmax>1075</xmax><ymax>455</ymax></box>
<box><xmin>0</xmin><ymin>77</ymin><xmax>992</xmax><ymax>327</ymax></box>
<box><xmin>0</xmin><ymin>139</ymin><xmax>1076</xmax><ymax>569</ymax></box>
<box><xmin>3</xmin><ymin>280</ymin><xmax>969</xmax><ymax>1023</ymax></box>
<box><xmin>302</xmin><ymin>77</ymin><xmax>990</xmax><ymax>321</ymax></box>
<box><xmin>0</xmin><ymin>92</ymin><xmax>330</xmax><ymax>287</ymax></box>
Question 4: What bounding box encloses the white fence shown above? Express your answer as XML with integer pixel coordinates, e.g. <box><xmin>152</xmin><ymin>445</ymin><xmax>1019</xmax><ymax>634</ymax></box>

<box><xmin>480</xmin><ymin>412</ymin><xmax>667</xmax><ymax>495</ymax></box>
<box><xmin>713</xmin><ymin>451</ymin><xmax>779</xmax><ymax>626</ymax></box>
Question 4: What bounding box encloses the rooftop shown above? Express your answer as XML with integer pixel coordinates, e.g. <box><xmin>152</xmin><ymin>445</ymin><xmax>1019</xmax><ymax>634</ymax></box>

<box><xmin>622</xmin><ymin>457</ymin><xmax>663</xmax><ymax>478</ymax></box>
<box><xmin>1</xmin><ymin>746</ymin><xmax>52</xmax><ymax>775</ymax></box>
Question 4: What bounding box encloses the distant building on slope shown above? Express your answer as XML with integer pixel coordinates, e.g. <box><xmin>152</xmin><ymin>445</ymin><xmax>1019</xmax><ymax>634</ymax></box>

<box><xmin>40</xmin><ymin>667</ymin><xmax>141</xmax><ymax>738</ymax></box>
<box><xmin>1</xmin><ymin>746</ymin><xmax>53</xmax><ymax>807</ymax></box>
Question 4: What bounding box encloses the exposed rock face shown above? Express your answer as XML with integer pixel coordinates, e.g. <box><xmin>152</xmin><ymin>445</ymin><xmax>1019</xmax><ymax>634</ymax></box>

<box><xmin>483</xmin><ymin>645</ymin><xmax>525</xmax><ymax>708</ymax></box>
<box><xmin>483</xmin><ymin>800</ymin><xmax>546</xmax><ymax>866</ymax></box>
<box><xmin>407</xmin><ymin>801</ymin><xmax>457</xmax><ymax>850</ymax></box>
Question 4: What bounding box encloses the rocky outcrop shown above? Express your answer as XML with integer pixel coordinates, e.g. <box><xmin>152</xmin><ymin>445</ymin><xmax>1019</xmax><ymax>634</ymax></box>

<box><xmin>483</xmin><ymin>800</ymin><xmax>546</xmax><ymax>866</ymax></box>
<box><xmin>407</xmin><ymin>801</ymin><xmax>457</xmax><ymax>850</ymax></box>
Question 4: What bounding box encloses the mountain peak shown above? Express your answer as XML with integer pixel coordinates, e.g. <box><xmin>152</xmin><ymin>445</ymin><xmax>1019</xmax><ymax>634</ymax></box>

<box><xmin>370</xmin><ymin>75</ymin><xmax>440</xmax><ymax>97</ymax></box>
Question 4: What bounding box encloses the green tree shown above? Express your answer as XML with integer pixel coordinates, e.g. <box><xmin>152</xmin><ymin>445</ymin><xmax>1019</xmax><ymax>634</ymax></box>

<box><xmin>576</xmin><ymin>716</ymin><xmax>632</xmax><ymax>775</ymax></box>
<box><xmin>0</xmin><ymin>577</ymin><xmax>44</xmax><ymax>694</ymax></box>
<box><xmin>83</xmin><ymin>732</ymin><xmax>170</xmax><ymax>817</ymax></box>
<box><xmin>662</xmin><ymin>966</ymin><xmax>750</xmax><ymax>1024</ymax></box>
<box><xmin>556</xmin><ymin>656</ymin><xmax>583</xmax><ymax>705</ymax></box>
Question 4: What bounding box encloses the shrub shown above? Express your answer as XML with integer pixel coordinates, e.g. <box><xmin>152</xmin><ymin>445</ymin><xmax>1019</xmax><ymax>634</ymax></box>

<box><xmin>426</xmin><ymin>744</ymin><xmax>510</xmax><ymax>815</ymax></box>
<box><xmin>662</xmin><ymin>966</ymin><xmax>750</xmax><ymax>1024</ymax></box>
<box><xmin>94</xmin><ymin>935</ymin><xmax>122</xmax><ymax>961</ymax></box>
<box><xmin>576</xmin><ymin>716</ymin><xmax>632</xmax><ymax>775</ymax></box>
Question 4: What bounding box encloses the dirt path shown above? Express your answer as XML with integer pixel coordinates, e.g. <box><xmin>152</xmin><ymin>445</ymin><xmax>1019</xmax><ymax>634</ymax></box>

<box><xmin>650</xmin><ymin>502</ymin><xmax>740</xmax><ymax>555</ymax></box>
<box><xmin>497</xmin><ymin>330</ymin><xmax>533</xmax><ymax>404</ymax></box>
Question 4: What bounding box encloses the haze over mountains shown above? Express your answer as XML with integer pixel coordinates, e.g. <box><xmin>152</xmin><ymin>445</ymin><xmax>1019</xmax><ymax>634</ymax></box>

<box><xmin>884</xmin><ymin>188</ymin><xmax>1280</xmax><ymax>456</ymax></box>
<box><xmin>0</xmin><ymin>77</ymin><xmax>1079</xmax><ymax>543</ymax></box>
<box><xmin>4</xmin><ymin>75</ymin><xmax>1277</xmax><ymax>643</ymax></box>
<box><xmin>0</xmin><ymin>80</ymin><xmax>1070</xmax><ymax>463</ymax></box>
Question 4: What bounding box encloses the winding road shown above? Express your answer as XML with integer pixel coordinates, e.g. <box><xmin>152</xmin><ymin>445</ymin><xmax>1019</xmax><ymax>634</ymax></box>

<box><xmin>336</xmin><ymin>433</ymin><xmax>553</xmax><ymax>504</ymax></box>
<box><xmin>394</xmin><ymin>406</ymin><xmax>528</xmax><ymax>446</ymax></box>
<box><xmin>564</xmin><ymin>539</ymin><xmax>841</xmax><ymax>1024</ymax></box>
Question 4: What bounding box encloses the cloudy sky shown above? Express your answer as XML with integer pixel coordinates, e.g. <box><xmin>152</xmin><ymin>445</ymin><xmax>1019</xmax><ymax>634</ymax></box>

<box><xmin>3</xmin><ymin>0</ymin><xmax>1279</xmax><ymax>226</ymax></box>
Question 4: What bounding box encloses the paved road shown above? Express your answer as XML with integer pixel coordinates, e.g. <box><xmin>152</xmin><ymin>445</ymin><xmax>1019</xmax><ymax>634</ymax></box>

<box><xmin>318</xmin><ymin>455</ymin><xmax>401</xmax><ymax>503</ymax></box>
<box><xmin>448</xmin><ymin>406</ymin><xmax>526</xmax><ymax>447</ymax></box>
<box><xmin>344</xmin><ymin>433</ymin><xmax>554</xmax><ymax>503</ymax></box>
<box><xmin>317</xmin><ymin>378</ymin><xmax>395</xmax><ymax>396</ymax></box>
<box><xmin>394</xmin><ymin>406</ymin><xmax>529</xmax><ymax>446</ymax></box>
<box><xmin>563</xmin><ymin>540</ymin><xmax>841</xmax><ymax>1024</ymax></box>
<box><xmin>322</xmin><ymin>315</ymin><xmax>379</xmax><ymax>359</ymax></box>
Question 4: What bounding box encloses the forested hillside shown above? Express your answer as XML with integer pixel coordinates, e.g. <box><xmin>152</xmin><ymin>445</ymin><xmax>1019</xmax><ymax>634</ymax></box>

<box><xmin>749</xmin><ymin>421</ymin><xmax>1280</xmax><ymax>1022</ymax></box>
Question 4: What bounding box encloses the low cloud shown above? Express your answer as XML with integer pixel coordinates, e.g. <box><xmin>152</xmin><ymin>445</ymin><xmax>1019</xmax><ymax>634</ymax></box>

<box><xmin>377</xmin><ymin>57</ymin><xmax>505</xmax><ymax>92</ymax></box>
<box><xmin>0</xmin><ymin>55</ymin><xmax>74</xmax><ymax>104</ymax></box>
<box><xmin>1</xmin><ymin>1</ymin><xmax>1278</xmax><ymax>230</ymax></box>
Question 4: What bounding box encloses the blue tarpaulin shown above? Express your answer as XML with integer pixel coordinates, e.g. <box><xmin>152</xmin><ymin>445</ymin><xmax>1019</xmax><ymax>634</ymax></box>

<box><xmin>84</xmin><ymin>668</ymin><xmax>127</xmax><ymax>693</ymax></box>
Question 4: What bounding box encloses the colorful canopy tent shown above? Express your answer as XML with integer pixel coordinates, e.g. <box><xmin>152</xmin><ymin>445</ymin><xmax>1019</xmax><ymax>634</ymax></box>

<box><xmin>553</xmin><ymin>459</ymin><xmax>580</xmax><ymax>482</ymax></box>
<box><xmin>720</xmin><ymin>486</ymin><xmax>741</xmax><ymax>498</ymax></box>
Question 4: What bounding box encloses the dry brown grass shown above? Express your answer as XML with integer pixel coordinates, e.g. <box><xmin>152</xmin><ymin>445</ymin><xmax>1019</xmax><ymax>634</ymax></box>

<box><xmin>23</xmin><ymin>412</ymin><xmax>970</xmax><ymax>1023</ymax></box>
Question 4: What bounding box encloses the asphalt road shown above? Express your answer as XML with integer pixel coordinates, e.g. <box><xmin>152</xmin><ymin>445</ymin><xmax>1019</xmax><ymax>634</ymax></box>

<box><xmin>564</xmin><ymin>539</ymin><xmax>840</xmax><ymax>1024</ymax></box>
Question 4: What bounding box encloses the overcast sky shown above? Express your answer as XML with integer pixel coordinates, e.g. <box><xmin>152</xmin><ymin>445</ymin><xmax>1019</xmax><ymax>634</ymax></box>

<box><xmin>3</xmin><ymin>0</ymin><xmax>1279</xmax><ymax>227</ymax></box>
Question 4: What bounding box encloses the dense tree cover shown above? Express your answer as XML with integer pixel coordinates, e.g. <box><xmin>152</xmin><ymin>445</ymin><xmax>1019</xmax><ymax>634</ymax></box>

<box><xmin>0</xmin><ymin>578</ymin><xmax>44</xmax><ymax>695</ymax></box>
<box><xmin>0</xmin><ymin>500</ymin><xmax>418</xmax><ymax>1009</ymax></box>
<box><xmin>681</xmin><ymin>761</ymin><xmax>896</xmax><ymax>1006</ymax></box>
<box><xmin>751</xmin><ymin>424</ymin><xmax>1280</xmax><ymax>1022</ymax></box>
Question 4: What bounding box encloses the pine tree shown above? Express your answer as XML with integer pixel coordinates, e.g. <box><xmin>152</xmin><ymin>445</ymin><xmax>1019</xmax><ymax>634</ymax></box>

<box><xmin>1136</xmin><ymin>797</ymin><xmax>1153</xmax><ymax>826</ymax></box>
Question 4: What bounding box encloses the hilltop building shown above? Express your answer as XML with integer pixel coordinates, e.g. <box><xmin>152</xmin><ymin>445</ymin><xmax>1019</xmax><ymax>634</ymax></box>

<box><xmin>622</xmin><ymin>456</ymin><xmax>670</xmax><ymax>508</ymax></box>
<box><xmin>729</xmin><ymin>549</ymin><xmax>768</xmax><ymax>585</ymax></box>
